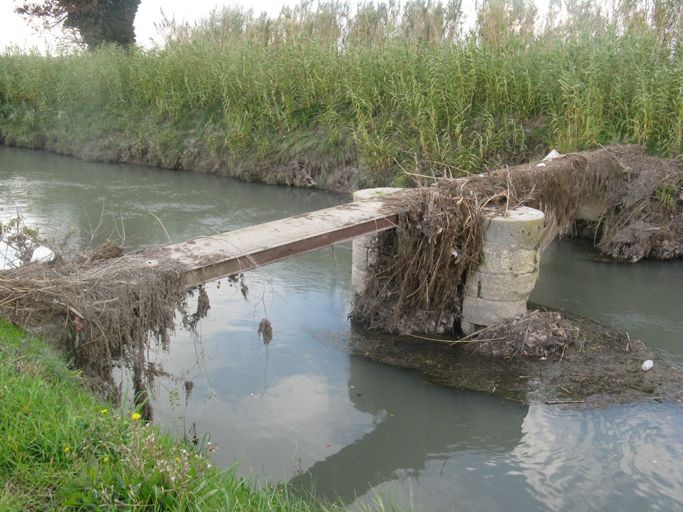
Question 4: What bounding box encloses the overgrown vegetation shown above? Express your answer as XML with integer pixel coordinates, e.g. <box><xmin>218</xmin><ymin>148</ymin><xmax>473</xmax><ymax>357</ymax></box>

<box><xmin>350</xmin><ymin>145</ymin><xmax>683</xmax><ymax>335</ymax></box>
<box><xmin>0</xmin><ymin>0</ymin><xmax>682</xmax><ymax>190</ymax></box>
<box><xmin>0</xmin><ymin>319</ymin><xmax>352</xmax><ymax>511</ymax></box>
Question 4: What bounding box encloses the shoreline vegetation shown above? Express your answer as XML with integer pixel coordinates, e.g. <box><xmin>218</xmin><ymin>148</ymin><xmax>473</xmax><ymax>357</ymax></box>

<box><xmin>0</xmin><ymin>319</ymin><xmax>355</xmax><ymax>511</ymax></box>
<box><xmin>1</xmin><ymin>0</ymin><xmax>682</xmax><ymax>192</ymax></box>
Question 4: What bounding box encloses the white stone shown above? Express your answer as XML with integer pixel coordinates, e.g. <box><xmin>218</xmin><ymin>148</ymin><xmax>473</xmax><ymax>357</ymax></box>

<box><xmin>351</xmin><ymin>267</ymin><xmax>368</xmax><ymax>295</ymax></box>
<box><xmin>461</xmin><ymin>321</ymin><xmax>481</xmax><ymax>336</ymax></box>
<box><xmin>351</xmin><ymin>187</ymin><xmax>403</xmax><ymax>294</ymax></box>
<box><xmin>460</xmin><ymin>206</ymin><xmax>544</xmax><ymax>332</ymax></box>
<box><xmin>461</xmin><ymin>296</ymin><xmax>527</xmax><ymax>327</ymax></box>
<box><xmin>642</xmin><ymin>360</ymin><xmax>654</xmax><ymax>371</ymax></box>
<box><xmin>465</xmin><ymin>271</ymin><xmax>539</xmax><ymax>301</ymax></box>
<box><xmin>478</xmin><ymin>246</ymin><xmax>540</xmax><ymax>275</ymax></box>
<box><xmin>352</xmin><ymin>238</ymin><xmax>378</xmax><ymax>269</ymax></box>
<box><xmin>577</xmin><ymin>195</ymin><xmax>606</xmax><ymax>222</ymax></box>
<box><xmin>483</xmin><ymin>207</ymin><xmax>545</xmax><ymax>249</ymax></box>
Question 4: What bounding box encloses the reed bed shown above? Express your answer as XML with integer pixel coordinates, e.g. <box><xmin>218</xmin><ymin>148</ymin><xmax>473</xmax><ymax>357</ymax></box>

<box><xmin>0</xmin><ymin>0</ymin><xmax>682</xmax><ymax>188</ymax></box>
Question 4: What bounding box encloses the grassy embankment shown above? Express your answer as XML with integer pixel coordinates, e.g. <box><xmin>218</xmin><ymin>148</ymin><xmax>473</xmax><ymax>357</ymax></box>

<box><xmin>0</xmin><ymin>319</ymin><xmax>348</xmax><ymax>511</ymax></box>
<box><xmin>0</xmin><ymin>1</ymin><xmax>682</xmax><ymax>190</ymax></box>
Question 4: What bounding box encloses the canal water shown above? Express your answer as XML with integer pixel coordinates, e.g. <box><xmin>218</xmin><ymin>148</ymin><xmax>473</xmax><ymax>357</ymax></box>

<box><xmin>2</xmin><ymin>145</ymin><xmax>683</xmax><ymax>511</ymax></box>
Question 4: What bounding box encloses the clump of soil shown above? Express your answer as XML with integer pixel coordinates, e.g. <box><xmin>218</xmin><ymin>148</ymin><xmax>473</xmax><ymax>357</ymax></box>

<box><xmin>85</xmin><ymin>239</ymin><xmax>126</xmax><ymax>263</ymax></box>
<box><xmin>0</xmin><ymin>241</ymin><xmax>208</xmax><ymax>419</ymax></box>
<box><xmin>350</xmin><ymin>145</ymin><xmax>683</xmax><ymax>336</ymax></box>
<box><xmin>346</xmin><ymin>310</ymin><xmax>683</xmax><ymax>407</ymax></box>
<box><xmin>466</xmin><ymin>311</ymin><xmax>575</xmax><ymax>359</ymax></box>
<box><xmin>596</xmin><ymin>147</ymin><xmax>683</xmax><ymax>260</ymax></box>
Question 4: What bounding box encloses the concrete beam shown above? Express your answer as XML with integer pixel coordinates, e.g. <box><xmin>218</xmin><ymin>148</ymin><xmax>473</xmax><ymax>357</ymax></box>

<box><xmin>149</xmin><ymin>197</ymin><xmax>404</xmax><ymax>287</ymax></box>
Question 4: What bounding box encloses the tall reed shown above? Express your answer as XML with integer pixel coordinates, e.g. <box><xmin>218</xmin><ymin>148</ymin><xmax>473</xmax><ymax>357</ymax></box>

<box><xmin>1</xmin><ymin>0</ymin><xmax>681</xmax><ymax>186</ymax></box>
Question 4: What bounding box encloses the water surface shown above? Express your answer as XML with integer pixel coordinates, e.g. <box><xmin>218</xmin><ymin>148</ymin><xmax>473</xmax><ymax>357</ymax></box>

<box><xmin>2</xmin><ymin>146</ymin><xmax>682</xmax><ymax>511</ymax></box>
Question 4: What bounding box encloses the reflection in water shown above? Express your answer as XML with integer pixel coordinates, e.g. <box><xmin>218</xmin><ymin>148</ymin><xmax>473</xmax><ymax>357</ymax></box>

<box><xmin>4</xmin><ymin>146</ymin><xmax>683</xmax><ymax>511</ymax></box>
<box><xmin>148</xmin><ymin>272</ymin><xmax>366</xmax><ymax>481</ymax></box>
<box><xmin>0</xmin><ymin>145</ymin><xmax>344</xmax><ymax>250</ymax></box>
<box><xmin>297</xmin><ymin>357</ymin><xmax>528</xmax><ymax>504</ymax></box>
<box><xmin>513</xmin><ymin>403</ymin><xmax>683</xmax><ymax>512</ymax></box>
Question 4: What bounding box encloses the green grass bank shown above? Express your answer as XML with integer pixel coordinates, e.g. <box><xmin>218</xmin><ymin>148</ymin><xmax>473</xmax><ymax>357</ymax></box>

<box><xmin>0</xmin><ymin>319</ymin><xmax>350</xmax><ymax>511</ymax></box>
<box><xmin>1</xmin><ymin>1</ymin><xmax>682</xmax><ymax>190</ymax></box>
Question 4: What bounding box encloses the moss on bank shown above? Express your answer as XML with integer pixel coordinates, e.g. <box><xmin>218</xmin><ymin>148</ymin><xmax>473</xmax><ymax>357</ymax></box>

<box><xmin>0</xmin><ymin>319</ymin><xmax>340</xmax><ymax>511</ymax></box>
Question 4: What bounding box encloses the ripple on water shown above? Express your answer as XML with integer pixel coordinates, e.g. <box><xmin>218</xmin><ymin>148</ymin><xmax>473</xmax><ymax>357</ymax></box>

<box><xmin>509</xmin><ymin>402</ymin><xmax>683</xmax><ymax>511</ymax></box>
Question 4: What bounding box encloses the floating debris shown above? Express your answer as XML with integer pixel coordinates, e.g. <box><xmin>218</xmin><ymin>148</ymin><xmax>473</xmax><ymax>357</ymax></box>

<box><xmin>258</xmin><ymin>318</ymin><xmax>273</xmax><ymax>344</ymax></box>
<box><xmin>466</xmin><ymin>311</ymin><xmax>576</xmax><ymax>359</ymax></box>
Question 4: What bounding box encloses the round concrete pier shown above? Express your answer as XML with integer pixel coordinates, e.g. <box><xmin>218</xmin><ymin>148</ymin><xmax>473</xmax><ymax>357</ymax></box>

<box><xmin>461</xmin><ymin>206</ymin><xmax>545</xmax><ymax>335</ymax></box>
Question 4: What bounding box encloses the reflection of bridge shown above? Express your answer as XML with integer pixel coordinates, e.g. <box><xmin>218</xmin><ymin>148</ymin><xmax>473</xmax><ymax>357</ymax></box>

<box><xmin>292</xmin><ymin>353</ymin><xmax>528</xmax><ymax>503</ymax></box>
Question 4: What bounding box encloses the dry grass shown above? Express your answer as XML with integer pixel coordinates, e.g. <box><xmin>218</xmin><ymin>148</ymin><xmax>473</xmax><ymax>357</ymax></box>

<box><xmin>0</xmin><ymin>243</ymin><xmax>201</xmax><ymax>419</ymax></box>
<box><xmin>351</xmin><ymin>145</ymin><xmax>683</xmax><ymax>335</ymax></box>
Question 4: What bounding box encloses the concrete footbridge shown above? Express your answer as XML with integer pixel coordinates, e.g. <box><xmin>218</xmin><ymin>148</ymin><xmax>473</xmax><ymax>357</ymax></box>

<box><xmin>146</xmin><ymin>189</ymin><xmax>404</xmax><ymax>288</ymax></box>
<box><xmin>126</xmin><ymin>185</ymin><xmax>550</xmax><ymax>335</ymax></box>
<box><xmin>109</xmin><ymin>146</ymin><xmax>671</xmax><ymax>336</ymax></box>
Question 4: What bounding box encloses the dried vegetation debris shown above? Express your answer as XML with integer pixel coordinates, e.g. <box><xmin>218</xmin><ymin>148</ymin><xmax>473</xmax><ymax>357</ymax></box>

<box><xmin>596</xmin><ymin>147</ymin><xmax>683</xmax><ymax>260</ymax></box>
<box><xmin>351</xmin><ymin>145</ymin><xmax>683</xmax><ymax>336</ymax></box>
<box><xmin>0</xmin><ymin>242</ymin><xmax>208</xmax><ymax>418</ymax></box>
<box><xmin>466</xmin><ymin>311</ymin><xmax>577</xmax><ymax>359</ymax></box>
<box><xmin>349</xmin><ymin>181</ymin><xmax>488</xmax><ymax>336</ymax></box>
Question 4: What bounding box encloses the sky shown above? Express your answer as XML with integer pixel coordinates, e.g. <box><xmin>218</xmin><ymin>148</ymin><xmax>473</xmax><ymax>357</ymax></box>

<box><xmin>0</xmin><ymin>0</ymin><xmax>297</xmax><ymax>51</ymax></box>
<box><xmin>0</xmin><ymin>0</ymin><xmax>503</xmax><ymax>52</ymax></box>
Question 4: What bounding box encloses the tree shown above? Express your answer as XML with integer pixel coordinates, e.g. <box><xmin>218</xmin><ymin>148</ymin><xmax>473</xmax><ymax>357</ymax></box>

<box><xmin>15</xmin><ymin>0</ymin><xmax>141</xmax><ymax>50</ymax></box>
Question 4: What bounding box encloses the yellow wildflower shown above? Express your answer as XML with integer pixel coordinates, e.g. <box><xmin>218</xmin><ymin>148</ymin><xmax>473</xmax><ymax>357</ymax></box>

<box><xmin>103</xmin><ymin>457</ymin><xmax>108</xmax><ymax>463</ymax></box>
<box><xmin>131</xmin><ymin>412</ymin><xmax>141</xmax><ymax>420</ymax></box>
<box><xmin>100</xmin><ymin>408</ymin><xmax>108</xmax><ymax>414</ymax></box>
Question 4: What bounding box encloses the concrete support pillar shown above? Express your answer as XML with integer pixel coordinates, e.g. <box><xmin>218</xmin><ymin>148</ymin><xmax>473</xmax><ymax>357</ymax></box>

<box><xmin>351</xmin><ymin>188</ymin><xmax>403</xmax><ymax>294</ymax></box>
<box><xmin>461</xmin><ymin>206</ymin><xmax>545</xmax><ymax>335</ymax></box>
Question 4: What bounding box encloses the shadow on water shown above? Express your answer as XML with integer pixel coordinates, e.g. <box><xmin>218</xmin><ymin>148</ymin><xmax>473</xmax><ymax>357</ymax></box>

<box><xmin>293</xmin><ymin>354</ymin><xmax>528</xmax><ymax>504</ymax></box>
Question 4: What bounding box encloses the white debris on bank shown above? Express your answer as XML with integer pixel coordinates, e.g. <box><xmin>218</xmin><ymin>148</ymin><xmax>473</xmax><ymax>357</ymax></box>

<box><xmin>543</xmin><ymin>149</ymin><xmax>563</xmax><ymax>161</ymax></box>
<box><xmin>31</xmin><ymin>246</ymin><xmax>55</xmax><ymax>263</ymax></box>
<box><xmin>537</xmin><ymin>149</ymin><xmax>563</xmax><ymax>167</ymax></box>
<box><xmin>0</xmin><ymin>243</ymin><xmax>55</xmax><ymax>270</ymax></box>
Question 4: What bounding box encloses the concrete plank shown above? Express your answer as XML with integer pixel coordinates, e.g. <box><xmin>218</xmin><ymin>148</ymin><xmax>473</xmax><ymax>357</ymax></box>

<box><xmin>150</xmin><ymin>198</ymin><xmax>402</xmax><ymax>287</ymax></box>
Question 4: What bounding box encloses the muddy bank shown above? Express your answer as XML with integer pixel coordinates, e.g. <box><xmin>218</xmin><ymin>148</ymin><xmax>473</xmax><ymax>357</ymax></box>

<box><xmin>0</xmin><ymin>130</ymin><xmax>369</xmax><ymax>194</ymax></box>
<box><xmin>345</xmin><ymin>309</ymin><xmax>683</xmax><ymax>407</ymax></box>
